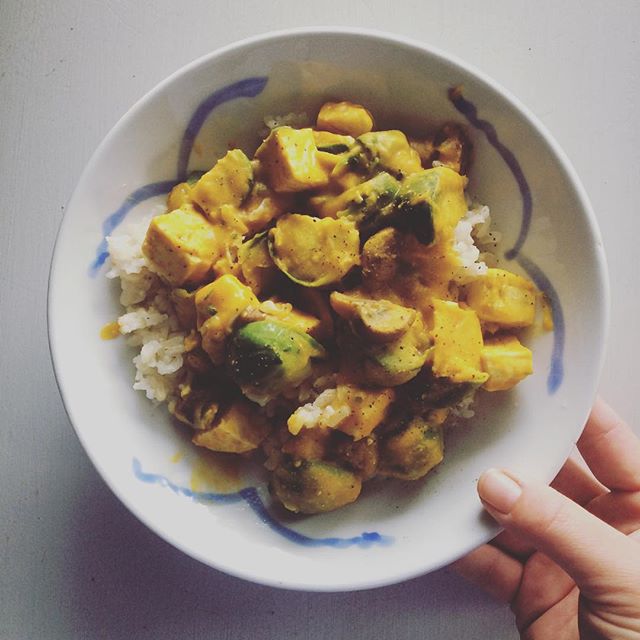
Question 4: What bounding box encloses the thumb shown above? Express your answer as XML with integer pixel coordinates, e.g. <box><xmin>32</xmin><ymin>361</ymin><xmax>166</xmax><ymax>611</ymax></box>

<box><xmin>478</xmin><ymin>468</ymin><xmax>639</xmax><ymax>594</ymax></box>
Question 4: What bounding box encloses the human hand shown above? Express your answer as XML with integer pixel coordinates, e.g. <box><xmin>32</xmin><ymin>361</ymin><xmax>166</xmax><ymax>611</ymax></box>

<box><xmin>454</xmin><ymin>398</ymin><xmax>640</xmax><ymax>639</ymax></box>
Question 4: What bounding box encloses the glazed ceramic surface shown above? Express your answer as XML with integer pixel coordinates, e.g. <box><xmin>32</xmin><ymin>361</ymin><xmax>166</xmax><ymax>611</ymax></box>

<box><xmin>48</xmin><ymin>28</ymin><xmax>608</xmax><ymax>591</ymax></box>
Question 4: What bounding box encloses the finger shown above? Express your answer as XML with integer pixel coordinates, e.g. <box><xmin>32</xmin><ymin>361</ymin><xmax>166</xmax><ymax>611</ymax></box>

<box><xmin>587</xmin><ymin>490</ymin><xmax>640</xmax><ymax>535</ymax></box>
<box><xmin>491</xmin><ymin>529</ymin><xmax>535</xmax><ymax>559</ymax></box>
<box><xmin>491</xmin><ymin>454</ymin><xmax>606</xmax><ymax>560</ymax></box>
<box><xmin>511</xmin><ymin>552</ymin><xmax>575</xmax><ymax>632</ymax></box>
<box><xmin>550</xmin><ymin>453</ymin><xmax>607</xmax><ymax>505</ymax></box>
<box><xmin>452</xmin><ymin>544</ymin><xmax>523</xmax><ymax>603</ymax></box>
<box><xmin>577</xmin><ymin>397</ymin><xmax>640</xmax><ymax>491</ymax></box>
<box><xmin>477</xmin><ymin>468</ymin><xmax>640</xmax><ymax>596</ymax></box>
<box><xmin>520</xmin><ymin>587</ymin><xmax>580</xmax><ymax>640</ymax></box>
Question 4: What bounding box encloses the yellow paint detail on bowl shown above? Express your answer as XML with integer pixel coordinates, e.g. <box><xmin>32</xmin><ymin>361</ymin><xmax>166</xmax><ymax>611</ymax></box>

<box><xmin>170</xmin><ymin>451</ymin><xmax>184</xmax><ymax>464</ymax></box>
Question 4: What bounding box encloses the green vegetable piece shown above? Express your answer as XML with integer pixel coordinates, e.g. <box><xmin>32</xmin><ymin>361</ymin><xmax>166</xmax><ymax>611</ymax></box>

<box><xmin>238</xmin><ymin>232</ymin><xmax>279</xmax><ymax>296</ymax></box>
<box><xmin>319</xmin><ymin>143</ymin><xmax>351</xmax><ymax>154</ymax></box>
<box><xmin>335</xmin><ymin>171</ymin><xmax>434</xmax><ymax>244</ymax></box>
<box><xmin>398</xmin><ymin>170</ymin><xmax>442</xmax><ymax>201</ymax></box>
<box><xmin>335</xmin><ymin>172</ymin><xmax>400</xmax><ymax>233</ymax></box>
<box><xmin>396</xmin><ymin>168</ymin><xmax>465</xmax><ymax>243</ymax></box>
<box><xmin>362</xmin><ymin>317</ymin><xmax>430</xmax><ymax>386</ymax></box>
<box><xmin>393</xmin><ymin>195</ymin><xmax>435</xmax><ymax>245</ymax></box>
<box><xmin>271</xmin><ymin>460</ymin><xmax>362</xmax><ymax>513</ymax></box>
<box><xmin>379</xmin><ymin>418</ymin><xmax>444</xmax><ymax>480</ymax></box>
<box><xmin>313</xmin><ymin>130</ymin><xmax>356</xmax><ymax>154</ymax></box>
<box><xmin>228</xmin><ymin>320</ymin><xmax>326</xmax><ymax>397</ymax></box>
<box><xmin>342</xmin><ymin>130</ymin><xmax>422</xmax><ymax>179</ymax></box>
<box><xmin>268</xmin><ymin>214</ymin><xmax>360</xmax><ymax>288</ymax></box>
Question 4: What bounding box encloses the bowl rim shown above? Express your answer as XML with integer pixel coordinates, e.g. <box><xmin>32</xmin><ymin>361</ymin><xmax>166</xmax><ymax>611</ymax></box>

<box><xmin>48</xmin><ymin>25</ymin><xmax>610</xmax><ymax>592</ymax></box>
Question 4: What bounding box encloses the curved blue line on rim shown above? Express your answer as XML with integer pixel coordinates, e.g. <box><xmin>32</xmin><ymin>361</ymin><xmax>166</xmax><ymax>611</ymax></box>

<box><xmin>89</xmin><ymin>77</ymin><xmax>269</xmax><ymax>276</ymax></box>
<box><xmin>515</xmin><ymin>255</ymin><xmax>565</xmax><ymax>394</ymax></box>
<box><xmin>176</xmin><ymin>76</ymin><xmax>269</xmax><ymax>181</ymax></box>
<box><xmin>448</xmin><ymin>87</ymin><xmax>564</xmax><ymax>394</ymax></box>
<box><xmin>89</xmin><ymin>180</ymin><xmax>178</xmax><ymax>275</ymax></box>
<box><xmin>448</xmin><ymin>87</ymin><xmax>532</xmax><ymax>261</ymax></box>
<box><xmin>132</xmin><ymin>458</ymin><xmax>393</xmax><ymax>548</ymax></box>
<box><xmin>132</xmin><ymin>457</ymin><xmax>243</xmax><ymax>505</ymax></box>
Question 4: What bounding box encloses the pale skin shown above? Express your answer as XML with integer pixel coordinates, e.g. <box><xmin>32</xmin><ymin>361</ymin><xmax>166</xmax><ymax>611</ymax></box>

<box><xmin>454</xmin><ymin>398</ymin><xmax>640</xmax><ymax>639</ymax></box>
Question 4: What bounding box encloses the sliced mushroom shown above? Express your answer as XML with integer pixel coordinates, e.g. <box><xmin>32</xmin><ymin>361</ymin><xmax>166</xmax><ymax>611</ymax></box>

<box><xmin>361</xmin><ymin>227</ymin><xmax>405</xmax><ymax>286</ymax></box>
<box><xmin>330</xmin><ymin>291</ymin><xmax>416</xmax><ymax>343</ymax></box>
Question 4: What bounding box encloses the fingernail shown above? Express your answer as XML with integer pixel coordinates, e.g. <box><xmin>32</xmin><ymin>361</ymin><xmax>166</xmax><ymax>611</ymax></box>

<box><xmin>478</xmin><ymin>469</ymin><xmax>522</xmax><ymax>514</ymax></box>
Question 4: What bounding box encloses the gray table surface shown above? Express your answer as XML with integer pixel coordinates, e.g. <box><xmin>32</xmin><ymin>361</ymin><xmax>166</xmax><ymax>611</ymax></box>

<box><xmin>2</xmin><ymin>1</ymin><xmax>639</xmax><ymax>638</ymax></box>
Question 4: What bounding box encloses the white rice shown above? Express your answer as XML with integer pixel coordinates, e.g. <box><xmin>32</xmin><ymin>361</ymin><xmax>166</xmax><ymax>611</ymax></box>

<box><xmin>106</xmin><ymin>214</ymin><xmax>160</xmax><ymax>306</ymax></box>
<box><xmin>453</xmin><ymin>204</ymin><xmax>491</xmax><ymax>276</ymax></box>
<box><xmin>106</xmin><ymin>215</ymin><xmax>187</xmax><ymax>403</ymax></box>
<box><xmin>296</xmin><ymin>373</ymin><xmax>337</xmax><ymax>403</ymax></box>
<box><xmin>450</xmin><ymin>392</ymin><xmax>477</xmax><ymax>420</ymax></box>
<box><xmin>288</xmin><ymin>388</ymin><xmax>352</xmax><ymax>435</ymax></box>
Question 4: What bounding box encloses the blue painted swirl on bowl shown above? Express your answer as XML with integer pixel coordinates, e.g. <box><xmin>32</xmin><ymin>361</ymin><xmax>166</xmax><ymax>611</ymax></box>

<box><xmin>449</xmin><ymin>87</ymin><xmax>564</xmax><ymax>394</ymax></box>
<box><xmin>90</xmin><ymin>181</ymin><xmax>177</xmax><ymax>276</ymax></box>
<box><xmin>177</xmin><ymin>76</ymin><xmax>268</xmax><ymax>181</ymax></box>
<box><xmin>448</xmin><ymin>87</ymin><xmax>532</xmax><ymax>261</ymax></box>
<box><xmin>515</xmin><ymin>255</ymin><xmax>565</xmax><ymax>394</ymax></box>
<box><xmin>133</xmin><ymin>458</ymin><xmax>393</xmax><ymax>548</ymax></box>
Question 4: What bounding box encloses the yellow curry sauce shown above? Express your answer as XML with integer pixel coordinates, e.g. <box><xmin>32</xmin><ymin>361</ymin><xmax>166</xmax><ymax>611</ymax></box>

<box><xmin>100</xmin><ymin>320</ymin><xmax>121</xmax><ymax>340</ymax></box>
<box><xmin>135</xmin><ymin>101</ymin><xmax>538</xmax><ymax>514</ymax></box>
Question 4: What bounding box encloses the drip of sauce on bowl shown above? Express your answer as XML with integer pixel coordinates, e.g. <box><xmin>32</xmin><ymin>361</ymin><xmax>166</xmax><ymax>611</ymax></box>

<box><xmin>170</xmin><ymin>451</ymin><xmax>184</xmax><ymax>464</ymax></box>
<box><xmin>100</xmin><ymin>321</ymin><xmax>121</xmax><ymax>340</ymax></box>
<box><xmin>190</xmin><ymin>451</ymin><xmax>245</xmax><ymax>493</ymax></box>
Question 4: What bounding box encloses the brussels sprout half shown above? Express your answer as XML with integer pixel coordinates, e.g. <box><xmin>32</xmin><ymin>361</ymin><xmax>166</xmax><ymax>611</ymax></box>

<box><xmin>227</xmin><ymin>320</ymin><xmax>326</xmax><ymax>398</ymax></box>
<box><xmin>268</xmin><ymin>214</ymin><xmax>360</xmax><ymax>288</ymax></box>
<box><xmin>379</xmin><ymin>417</ymin><xmax>444</xmax><ymax>481</ymax></box>
<box><xmin>271</xmin><ymin>460</ymin><xmax>362</xmax><ymax>514</ymax></box>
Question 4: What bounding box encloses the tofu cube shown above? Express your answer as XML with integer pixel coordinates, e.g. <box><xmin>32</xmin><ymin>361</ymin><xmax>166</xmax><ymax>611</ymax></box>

<box><xmin>316</xmin><ymin>101</ymin><xmax>374</xmax><ymax>137</ymax></box>
<box><xmin>481</xmin><ymin>335</ymin><xmax>533</xmax><ymax>391</ymax></box>
<box><xmin>194</xmin><ymin>274</ymin><xmax>258</xmax><ymax>330</ymax></box>
<box><xmin>191</xmin><ymin>149</ymin><xmax>253</xmax><ymax>217</ymax></box>
<box><xmin>142</xmin><ymin>206</ymin><xmax>220</xmax><ymax>287</ymax></box>
<box><xmin>431</xmin><ymin>300</ymin><xmax>489</xmax><ymax>384</ymax></box>
<box><xmin>465</xmin><ymin>268</ymin><xmax>537</xmax><ymax>328</ymax></box>
<box><xmin>334</xmin><ymin>385</ymin><xmax>395</xmax><ymax>440</ymax></box>
<box><xmin>194</xmin><ymin>274</ymin><xmax>258</xmax><ymax>363</ymax></box>
<box><xmin>255</xmin><ymin>127</ymin><xmax>329</xmax><ymax>193</ymax></box>
<box><xmin>192</xmin><ymin>402</ymin><xmax>270</xmax><ymax>453</ymax></box>
<box><xmin>167</xmin><ymin>181</ymin><xmax>193</xmax><ymax>211</ymax></box>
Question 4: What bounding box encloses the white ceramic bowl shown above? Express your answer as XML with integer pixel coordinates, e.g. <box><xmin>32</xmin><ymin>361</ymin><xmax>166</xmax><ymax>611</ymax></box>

<box><xmin>48</xmin><ymin>28</ymin><xmax>608</xmax><ymax>591</ymax></box>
